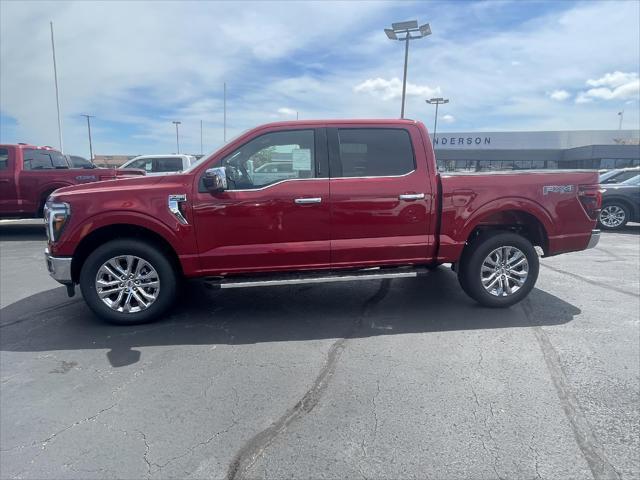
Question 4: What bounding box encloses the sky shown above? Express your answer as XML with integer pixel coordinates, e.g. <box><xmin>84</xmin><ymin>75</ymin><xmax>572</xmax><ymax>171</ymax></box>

<box><xmin>1</xmin><ymin>0</ymin><xmax>639</xmax><ymax>157</ymax></box>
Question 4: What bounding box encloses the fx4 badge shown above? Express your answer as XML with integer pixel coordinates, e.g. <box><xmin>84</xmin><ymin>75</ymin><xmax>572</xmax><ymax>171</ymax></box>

<box><xmin>543</xmin><ymin>185</ymin><xmax>574</xmax><ymax>195</ymax></box>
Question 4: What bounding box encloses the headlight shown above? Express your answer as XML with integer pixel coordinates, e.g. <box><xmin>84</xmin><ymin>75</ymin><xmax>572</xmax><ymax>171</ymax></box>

<box><xmin>44</xmin><ymin>201</ymin><xmax>71</xmax><ymax>242</ymax></box>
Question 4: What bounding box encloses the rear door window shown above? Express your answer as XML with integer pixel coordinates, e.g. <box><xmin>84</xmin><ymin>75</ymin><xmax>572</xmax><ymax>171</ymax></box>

<box><xmin>154</xmin><ymin>157</ymin><xmax>183</xmax><ymax>172</ymax></box>
<box><xmin>23</xmin><ymin>149</ymin><xmax>54</xmax><ymax>170</ymax></box>
<box><xmin>335</xmin><ymin>128</ymin><xmax>415</xmax><ymax>177</ymax></box>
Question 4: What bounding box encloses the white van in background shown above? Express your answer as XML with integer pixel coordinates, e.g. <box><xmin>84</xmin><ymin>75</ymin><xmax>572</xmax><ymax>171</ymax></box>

<box><xmin>119</xmin><ymin>154</ymin><xmax>197</xmax><ymax>175</ymax></box>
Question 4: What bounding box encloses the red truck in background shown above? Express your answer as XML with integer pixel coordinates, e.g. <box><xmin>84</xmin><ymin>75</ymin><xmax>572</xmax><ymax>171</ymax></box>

<box><xmin>43</xmin><ymin>119</ymin><xmax>601</xmax><ymax>324</ymax></box>
<box><xmin>0</xmin><ymin>144</ymin><xmax>144</xmax><ymax>219</ymax></box>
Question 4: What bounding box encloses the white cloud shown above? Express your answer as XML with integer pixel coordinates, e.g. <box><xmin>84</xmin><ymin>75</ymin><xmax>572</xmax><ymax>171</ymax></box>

<box><xmin>575</xmin><ymin>93</ymin><xmax>593</xmax><ymax>104</ymax></box>
<box><xmin>586</xmin><ymin>71</ymin><xmax>638</xmax><ymax>88</ymax></box>
<box><xmin>576</xmin><ymin>72</ymin><xmax>639</xmax><ymax>103</ymax></box>
<box><xmin>549</xmin><ymin>89</ymin><xmax>571</xmax><ymax>101</ymax></box>
<box><xmin>276</xmin><ymin>107</ymin><xmax>297</xmax><ymax>117</ymax></box>
<box><xmin>354</xmin><ymin>77</ymin><xmax>441</xmax><ymax>101</ymax></box>
<box><xmin>441</xmin><ymin>114</ymin><xmax>455</xmax><ymax>123</ymax></box>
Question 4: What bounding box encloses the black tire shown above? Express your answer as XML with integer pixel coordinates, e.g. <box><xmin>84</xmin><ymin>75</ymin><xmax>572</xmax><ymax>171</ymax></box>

<box><xmin>79</xmin><ymin>239</ymin><xmax>177</xmax><ymax>324</ymax></box>
<box><xmin>598</xmin><ymin>202</ymin><xmax>630</xmax><ymax>230</ymax></box>
<box><xmin>457</xmin><ymin>231</ymin><xmax>539</xmax><ymax>308</ymax></box>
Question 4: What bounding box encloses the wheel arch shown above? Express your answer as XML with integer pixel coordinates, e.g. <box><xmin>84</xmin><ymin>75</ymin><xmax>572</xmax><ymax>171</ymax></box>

<box><xmin>70</xmin><ymin>223</ymin><xmax>183</xmax><ymax>283</ymax></box>
<box><xmin>461</xmin><ymin>199</ymin><xmax>552</xmax><ymax>254</ymax></box>
<box><xmin>601</xmin><ymin>196</ymin><xmax>637</xmax><ymax>217</ymax></box>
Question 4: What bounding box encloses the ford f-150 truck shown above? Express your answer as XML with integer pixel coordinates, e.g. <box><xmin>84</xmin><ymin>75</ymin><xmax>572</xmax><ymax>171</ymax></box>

<box><xmin>0</xmin><ymin>144</ymin><xmax>144</xmax><ymax>218</ymax></box>
<box><xmin>43</xmin><ymin>119</ymin><xmax>601</xmax><ymax>324</ymax></box>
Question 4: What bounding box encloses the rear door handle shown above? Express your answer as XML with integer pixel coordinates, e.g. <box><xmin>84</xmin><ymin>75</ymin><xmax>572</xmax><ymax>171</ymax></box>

<box><xmin>399</xmin><ymin>193</ymin><xmax>425</xmax><ymax>201</ymax></box>
<box><xmin>294</xmin><ymin>197</ymin><xmax>322</xmax><ymax>205</ymax></box>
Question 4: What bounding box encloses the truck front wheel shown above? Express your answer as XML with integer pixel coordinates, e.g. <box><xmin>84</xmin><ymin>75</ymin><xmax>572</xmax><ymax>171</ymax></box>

<box><xmin>79</xmin><ymin>239</ymin><xmax>177</xmax><ymax>324</ymax></box>
<box><xmin>458</xmin><ymin>232</ymin><xmax>539</xmax><ymax>308</ymax></box>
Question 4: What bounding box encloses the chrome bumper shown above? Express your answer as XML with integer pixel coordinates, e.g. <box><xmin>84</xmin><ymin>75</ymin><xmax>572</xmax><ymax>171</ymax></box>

<box><xmin>45</xmin><ymin>248</ymin><xmax>72</xmax><ymax>284</ymax></box>
<box><xmin>586</xmin><ymin>229</ymin><xmax>600</xmax><ymax>250</ymax></box>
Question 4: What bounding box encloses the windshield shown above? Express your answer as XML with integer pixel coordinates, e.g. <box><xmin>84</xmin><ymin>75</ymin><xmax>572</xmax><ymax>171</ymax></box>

<box><xmin>182</xmin><ymin>130</ymin><xmax>250</xmax><ymax>173</ymax></box>
<box><xmin>599</xmin><ymin>169</ymin><xmax>621</xmax><ymax>182</ymax></box>
<box><xmin>620</xmin><ymin>174</ymin><xmax>640</xmax><ymax>186</ymax></box>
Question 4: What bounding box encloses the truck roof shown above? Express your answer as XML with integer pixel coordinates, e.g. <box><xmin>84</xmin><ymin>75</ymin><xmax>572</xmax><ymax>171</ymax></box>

<box><xmin>0</xmin><ymin>143</ymin><xmax>60</xmax><ymax>151</ymax></box>
<box><xmin>255</xmin><ymin>118</ymin><xmax>421</xmax><ymax>128</ymax></box>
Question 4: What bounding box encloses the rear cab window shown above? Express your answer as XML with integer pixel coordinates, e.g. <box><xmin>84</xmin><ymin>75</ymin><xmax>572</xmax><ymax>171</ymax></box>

<box><xmin>0</xmin><ymin>148</ymin><xmax>8</xmax><ymax>170</ymax></box>
<box><xmin>334</xmin><ymin>128</ymin><xmax>415</xmax><ymax>177</ymax></box>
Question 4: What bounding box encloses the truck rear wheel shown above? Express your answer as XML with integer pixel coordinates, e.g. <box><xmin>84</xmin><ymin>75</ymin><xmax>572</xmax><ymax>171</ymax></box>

<box><xmin>79</xmin><ymin>239</ymin><xmax>177</xmax><ymax>324</ymax></box>
<box><xmin>458</xmin><ymin>231</ymin><xmax>539</xmax><ymax>308</ymax></box>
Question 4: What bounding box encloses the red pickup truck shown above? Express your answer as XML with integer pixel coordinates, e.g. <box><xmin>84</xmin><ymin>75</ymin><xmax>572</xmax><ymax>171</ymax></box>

<box><xmin>0</xmin><ymin>144</ymin><xmax>144</xmax><ymax>218</ymax></box>
<box><xmin>43</xmin><ymin>119</ymin><xmax>601</xmax><ymax>324</ymax></box>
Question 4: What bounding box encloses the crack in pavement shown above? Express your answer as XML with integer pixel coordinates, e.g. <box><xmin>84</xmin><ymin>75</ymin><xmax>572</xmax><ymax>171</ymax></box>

<box><xmin>150</xmin><ymin>420</ymin><xmax>239</xmax><ymax>474</ymax></box>
<box><xmin>137</xmin><ymin>430</ymin><xmax>152</xmax><ymax>479</ymax></box>
<box><xmin>540</xmin><ymin>263</ymin><xmax>637</xmax><ymax>298</ymax></box>
<box><xmin>522</xmin><ymin>299</ymin><xmax>620</xmax><ymax>480</ymax></box>
<box><xmin>225</xmin><ymin>279</ymin><xmax>391</xmax><ymax>480</ymax></box>
<box><xmin>0</xmin><ymin>404</ymin><xmax>116</xmax><ymax>453</ymax></box>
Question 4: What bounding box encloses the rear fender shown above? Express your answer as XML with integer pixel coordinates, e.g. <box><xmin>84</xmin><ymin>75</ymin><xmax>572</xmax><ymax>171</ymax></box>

<box><xmin>461</xmin><ymin>197</ymin><xmax>555</xmax><ymax>241</ymax></box>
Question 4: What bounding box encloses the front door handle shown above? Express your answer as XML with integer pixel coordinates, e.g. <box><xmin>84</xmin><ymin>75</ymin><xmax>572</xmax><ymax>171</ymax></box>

<box><xmin>294</xmin><ymin>197</ymin><xmax>322</xmax><ymax>205</ymax></box>
<box><xmin>399</xmin><ymin>193</ymin><xmax>425</xmax><ymax>201</ymax></box>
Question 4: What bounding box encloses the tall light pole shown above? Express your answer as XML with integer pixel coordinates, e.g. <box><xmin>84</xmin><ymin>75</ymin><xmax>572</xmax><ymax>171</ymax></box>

<box><xmin>80</xmin><ymin>114</ymin><xmax>95</xmax><ymax>160</ymax></box>
<box><xmin>425</xmin><ymin>97</ymin><xmax>449</xmax><ymax>144</ymax></box>
<box><xmin>172</xmin><ymin>121</ymin><xmax>181</xmax><ymax>153</ymax></box>
<box><xmin>50</xmin><ymin>21</ymin><xmax>64</xmax><ymax>152</ymax></box>
<box><xmin>200</xmin><ymin>119</ymin><xmax>203</xmax><ymax>155</ymax></box>
<box><xmin>384</xmin><ymin>20</ymin><xmax>431</xmax><ymax>119</ymax></box>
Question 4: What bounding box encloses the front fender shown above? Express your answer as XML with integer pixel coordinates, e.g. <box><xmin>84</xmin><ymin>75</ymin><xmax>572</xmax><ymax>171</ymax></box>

<box><xmin>52</xmin><ymin>210</ymin><xmax>197</xmax><ymax>260</ymax></box>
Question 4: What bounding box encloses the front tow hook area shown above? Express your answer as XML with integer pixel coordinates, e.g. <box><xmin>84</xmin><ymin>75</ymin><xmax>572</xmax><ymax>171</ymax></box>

<box><xmin>66</xmin><ymin>284</ymin><xmax>76</xmax><ymax>297</ymax></box>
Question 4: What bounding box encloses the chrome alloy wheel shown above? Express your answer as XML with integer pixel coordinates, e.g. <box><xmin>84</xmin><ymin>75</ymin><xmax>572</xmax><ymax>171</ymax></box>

<box><xmin>480</xmin><ymin>246</ymin><xmax>529</xmax><ymax>297</ymax></box>
<box><xmin>599</xmin><ymin>205</ymin><xmax>626</xmax><ymax>228</ymax></box>
<box><xmin>95</xmin><ymin>255</ymin><xmax>160</xmax><ymax>313</ymax></box>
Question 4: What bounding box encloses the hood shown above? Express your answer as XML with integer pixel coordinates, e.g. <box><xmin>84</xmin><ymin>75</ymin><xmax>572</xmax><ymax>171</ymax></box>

<box><xmin>51</xmin><ymin>174</ymin><xmax>166</xmax><ymax>199</ymax></box>
<box><xmin>113</xmin><ymin>167</ymin><xmax>146</xmax><ymax>177</ymax></box>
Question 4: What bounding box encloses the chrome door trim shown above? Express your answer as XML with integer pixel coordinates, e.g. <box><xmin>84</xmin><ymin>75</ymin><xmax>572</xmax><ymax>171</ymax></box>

<box><xmin>399</xmin><ymin>193</ymin><xmax>425</xmax><ymax>201</ymax></box>
<box><xmin>294</xmin><ymin>197</ymin><xmax>322</xmax><ymax>205</ymax></box>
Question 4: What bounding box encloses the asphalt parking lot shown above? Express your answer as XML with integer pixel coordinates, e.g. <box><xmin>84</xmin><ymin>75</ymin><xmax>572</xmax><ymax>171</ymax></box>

<box><xmin>1</xmin><ymin>220</ymin><xmax>638</xmax><ymax>480</ymax></box>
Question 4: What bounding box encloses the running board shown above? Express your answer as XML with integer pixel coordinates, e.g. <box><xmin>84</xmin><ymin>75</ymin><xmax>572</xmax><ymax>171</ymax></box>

<box><xmin>204</xmin><ymin>267</ymin><xmax>431</xmax><ymax>289</ymax></box>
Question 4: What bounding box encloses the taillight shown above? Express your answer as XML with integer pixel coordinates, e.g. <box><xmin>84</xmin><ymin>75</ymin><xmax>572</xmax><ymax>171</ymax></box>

<box><xmin>578</xmin><ymin>184</ymin><xmax>602</xmax><ymax>220</ymax></box>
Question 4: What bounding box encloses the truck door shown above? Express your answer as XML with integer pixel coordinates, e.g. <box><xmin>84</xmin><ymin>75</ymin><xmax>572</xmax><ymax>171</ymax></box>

<box><xmin>328</xmin><ymin>125</ymin><xmax>434</xmax><ymax>267</ymax></box>
<box><xmin>191</xmin><ymin>127</ymin><xmax>331</xmax><ymax>275</ymax></box>
<box><xmin>0</xmin><ymin>147</ymin><xmax>18</xmax><ymax>215</ymax></box>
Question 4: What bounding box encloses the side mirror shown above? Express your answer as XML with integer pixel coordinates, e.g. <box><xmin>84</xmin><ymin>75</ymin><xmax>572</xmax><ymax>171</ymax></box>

<box><xmin>203</xmin><ymin>167</ymin><xmax>227</xmax><ymax>193</ymax></box>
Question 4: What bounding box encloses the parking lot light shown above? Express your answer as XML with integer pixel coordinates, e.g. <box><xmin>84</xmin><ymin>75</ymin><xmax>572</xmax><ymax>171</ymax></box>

<box><xmin>425</xmin><ymin>97</ymin><xmax>449</xmax><ymax>144</ymax></box>
<box><xmin>384</xmin><ymin>19</ymin><xmax>432</xmax><ymax>119</ymax></box>
<box><xmin>172</xmin><ymin>121</ymin><xmax>181</xmax><ymax>154</ymax></box>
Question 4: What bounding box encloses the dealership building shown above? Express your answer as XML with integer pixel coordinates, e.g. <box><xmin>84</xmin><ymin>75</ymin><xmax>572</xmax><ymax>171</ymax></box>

<box><xmin>431</xmin><ymin>129</ymin><xmax>640</xmax><ymax>171</ymax></box>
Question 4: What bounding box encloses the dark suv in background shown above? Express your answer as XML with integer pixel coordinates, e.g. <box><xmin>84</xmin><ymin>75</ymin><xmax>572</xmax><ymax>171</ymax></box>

<box><xmin>598</xmin><ymin>175</ymin><xmax>640</xmax><ymax>230</ymax></box>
